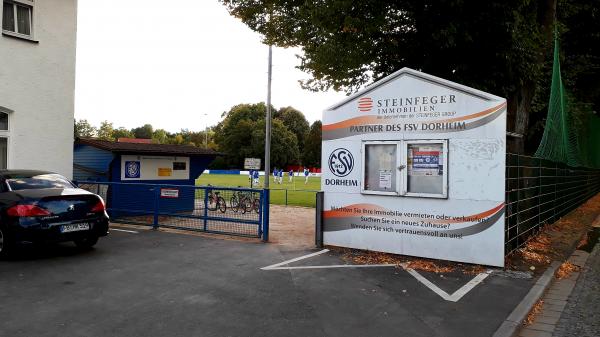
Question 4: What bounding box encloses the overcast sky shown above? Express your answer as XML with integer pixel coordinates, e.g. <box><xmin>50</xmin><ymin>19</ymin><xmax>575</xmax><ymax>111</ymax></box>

<box><xmin>75</xmin><ymin>0</ymin><xmax>347</xmax><ymax>133</ymax></box>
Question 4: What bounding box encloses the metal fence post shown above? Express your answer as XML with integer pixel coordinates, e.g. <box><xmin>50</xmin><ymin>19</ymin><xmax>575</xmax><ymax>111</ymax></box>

<box><xmin>285</xmin><ymin>189</ymin><xmax>288</xmax><ymax>206</ymax></box>
<box><xmin>152</xmin><ymin>186</ymin><xmax>160</xmax><ymax>229</ymax></box>
<box><xmin>537</xmin><ymin>159</ymin><xmax>541</xmax><ymax>230</ymax></box>
<box><xmin>315</xmin><ymin>191</ymin><xmax>324</xmax><ymax>248</ymax></box>
<box><xmin>203</xmin><ymin>188</ymin><xmax>209</xmax><ymax>231</ymax></box>
<box><xmin>515</xmin><ymin>154</ymin><xmax>521</xmax><ymax>247</ymax></box>
<box><xmin>262</xmin><ymin>189</ymin><xmax>270</xmax><ymax>242</ymax></box>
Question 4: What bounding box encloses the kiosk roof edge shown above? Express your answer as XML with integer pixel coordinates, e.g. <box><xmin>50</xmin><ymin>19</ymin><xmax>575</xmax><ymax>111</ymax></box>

<box><xmin>324</xmin><ymin>67</ymin><xmax>506</xmax><ymax>112</ymax></box>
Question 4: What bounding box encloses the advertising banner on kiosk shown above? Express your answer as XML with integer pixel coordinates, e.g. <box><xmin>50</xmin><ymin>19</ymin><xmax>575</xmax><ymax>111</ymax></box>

<box><xmin>321</xmin><ymin>68</ymin><xmax>507</xmax><ymax>267</ymax></box>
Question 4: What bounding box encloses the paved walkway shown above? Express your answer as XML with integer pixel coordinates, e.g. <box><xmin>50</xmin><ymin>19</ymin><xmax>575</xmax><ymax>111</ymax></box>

<box><xmin>553</xmin><ymin>242</ymin><xmax>600</xmax><ymax>337</ymax></box>
<box><xmin>518</xmin><ymin>222</ymin><xmax>600</xmax><ymax>337</ymax></box>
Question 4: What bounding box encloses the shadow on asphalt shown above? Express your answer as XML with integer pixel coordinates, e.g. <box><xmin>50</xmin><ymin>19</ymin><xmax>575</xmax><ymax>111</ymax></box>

<box><xmin>3</xmin><ymin>242</ymin><xmax>97</xmax><ymax>261</ymax></box>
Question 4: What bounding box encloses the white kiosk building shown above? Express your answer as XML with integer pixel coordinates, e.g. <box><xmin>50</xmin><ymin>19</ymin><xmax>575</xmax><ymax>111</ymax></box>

<box><xmin>321</xmin><ymin>68</ymin><xmax>507</xmax><ymax>267</ymax></box>
<box><xmin>0</xmin><ymin>0</ymin><xmax>78</xmax><ymax>177</ymax></box>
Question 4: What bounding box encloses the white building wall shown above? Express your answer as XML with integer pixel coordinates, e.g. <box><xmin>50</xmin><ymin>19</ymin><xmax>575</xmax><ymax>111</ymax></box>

<box><xmin>0</xmin><ymin>0</ymin><xmax>78</xmax><ymax>178</ymax></box>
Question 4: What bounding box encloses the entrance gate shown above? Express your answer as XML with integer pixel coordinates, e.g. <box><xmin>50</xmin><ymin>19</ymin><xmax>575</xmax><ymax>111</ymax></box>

<box><xmin>77</xmin><ymin>181</ymin><xmax>269</xmax><ymax>240</ymax></box>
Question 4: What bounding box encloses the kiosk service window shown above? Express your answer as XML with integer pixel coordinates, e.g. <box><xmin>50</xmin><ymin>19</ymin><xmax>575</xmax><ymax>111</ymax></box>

<box><xmin>361</xmin><ymin>139</ymin><xmax>448</xmax><ymax>198</ymax></box>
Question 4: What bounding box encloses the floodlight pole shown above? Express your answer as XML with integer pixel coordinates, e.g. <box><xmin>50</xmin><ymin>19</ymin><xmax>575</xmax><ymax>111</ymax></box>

<box><xmin>264</xmin><ymin>44</ymin><xmax>272</xmax><ymax>189</ymax></box>
<box><xmin>204</xmin><ymin>113</ymin><xmax>208</xmax><ymax>148</ymax></box>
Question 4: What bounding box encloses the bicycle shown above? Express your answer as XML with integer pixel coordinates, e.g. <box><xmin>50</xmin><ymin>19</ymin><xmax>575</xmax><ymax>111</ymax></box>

<box><xmin>207</xmin><ymin>189</ymin><xmax>226</xmax><ymax>213</ymax></box>
<box><xmin>230</xmin><ymin>189</ymin><xmax>246</xmax><ymax>214</ymax></box>
<box><xmin>250</xmin><ymin>192</ymin><xmax>261</xmax><ymax>214</ymax></box>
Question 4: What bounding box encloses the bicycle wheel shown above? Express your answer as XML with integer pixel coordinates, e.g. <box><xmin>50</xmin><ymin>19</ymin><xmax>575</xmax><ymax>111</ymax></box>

<box><xmin>239</xmin><ymin>198</ymin><xmax>248</xmax><ymax>214</ymax></box>
<box><xmin>253</xmin><ymin>198</ymin><xmax>260</xmax><ymax>214</ymax></box>
<box><xmin>230</xmin><ymin>195</ymin><xmax>239</xmax><ymax>212</ymax></box>
<box><xmin>218</xmin><ymin>196</ymin><xmax>227</xmax><ymax>213</ymax></box>
<box><xmin>207</xmin><ymin>195</ymin><xmax>218</xmax><ymax>211</ymax></box>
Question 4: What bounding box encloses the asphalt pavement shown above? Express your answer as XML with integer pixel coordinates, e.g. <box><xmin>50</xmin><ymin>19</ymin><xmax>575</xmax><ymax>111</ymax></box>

<box><xmin>0</xmin><ymin>227</ymin><xmax>533</xmax><ymax>337</ymax></box>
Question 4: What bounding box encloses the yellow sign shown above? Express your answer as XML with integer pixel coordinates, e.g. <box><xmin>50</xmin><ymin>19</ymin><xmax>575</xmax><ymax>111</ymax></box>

<box><xmin>158</xmin><ymin>168</ymin><xmax>172</xmax><ymax>177</ymax></box>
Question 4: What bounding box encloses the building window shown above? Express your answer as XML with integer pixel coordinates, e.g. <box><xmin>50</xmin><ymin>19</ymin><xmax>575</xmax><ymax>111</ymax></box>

<box><xmin>362</xmin><ymin>142</ymin><xmax>399</xmax><ymax>195</ymax></box>
<box><xmin>361</xmin><ymin>139</ymin><xmax>448</xmax><ymax>198</ymax></box>
<box><xmin>0</xmin><ymin>112</ymin><xmax>7</xmax><ymax>130</ymax></box>
<box><xmin>173</xmin><ymin>162</ymin><xmax>186</xmax><ymax>170</ymax></box>
<box><xmin>0</xmin><ymin>137</ymin><xmax>7</xmax><ymax>169</ymax></box>
<box><xmin>403</xmin><ymin>140</ymin><xmax>448</xmax><ymax>198</ymax></box>
<box><xmin>2</xmin><ymin>0</ymin><xmax>33</xmax><ymax>36</ymax></box>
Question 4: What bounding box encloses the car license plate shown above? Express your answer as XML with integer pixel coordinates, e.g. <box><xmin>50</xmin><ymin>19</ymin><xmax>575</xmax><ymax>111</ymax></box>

<box><xmin>61</xmin><ymin>223</ymin><xmax>90</xmax><ymax>233</ymax></box>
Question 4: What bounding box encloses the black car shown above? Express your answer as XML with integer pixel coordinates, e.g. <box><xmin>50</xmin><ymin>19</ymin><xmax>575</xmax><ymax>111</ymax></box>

<box><xmin>0</xmin><ymin>170</ymin><xmax>109</xmax><ymax>258</ymax></box>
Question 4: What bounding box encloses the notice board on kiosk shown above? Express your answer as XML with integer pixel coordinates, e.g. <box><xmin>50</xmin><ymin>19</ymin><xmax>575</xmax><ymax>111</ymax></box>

<box><xmin>321</xmin><ymin>68</ymin><xmax>506</xmax><ymax>267</ymax></box>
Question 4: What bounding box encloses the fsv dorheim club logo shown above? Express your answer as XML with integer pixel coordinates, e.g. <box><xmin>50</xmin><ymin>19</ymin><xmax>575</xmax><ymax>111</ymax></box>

<box><xmin>328</xmin><ymin>148</ymin><xmax>354</xmax><ymax>177</ymax></box>
<box><xmin>125</xmin><ymin>161</ymin><xmax>140</xmax><ymax>178</ymax></box>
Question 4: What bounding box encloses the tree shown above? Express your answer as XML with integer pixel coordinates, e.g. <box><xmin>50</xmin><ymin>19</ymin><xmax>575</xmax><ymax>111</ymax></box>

<box><xmin>74</xmin><ymin>119</ymin><xmax>96</xmax><ymax>138</ymax></box>
<box><xmin>214</xmin><ymin>103</ymin><xmax>268</xmax><ymax>167</ymax></box>
<box><xmin>221</xmin><ymin>1</ymin><xmax>599</xmax><ymax>153</ymax></box>
<box><xmin>132</xmin><ymin>124</ymin><xmax>154</xmax><ymax>139</ymax></box>
<box><xmin>251</xmin><ymin>119</ymin><xmax>300</xmax><ymax>169</ymax></box>
<box><xmin>302</xmin><ymin>120</ymin><xmax>322</xmax><ymax>168</ymax></box>
<box><xmin>213</xmin><ymin>103</ymin><xmax>300</xmax><ymax>168</ymax></box>
<box><xmin>97</xmin><ymin>121</ymin><xmax>114</xmax><ymax>141</ymax></box>
<box><xmin>275</xmin><ymin>106</ymin><xmax>310</xmax><ymax>148</ymax></box>
<box><xmin>152</xmin><ymin>129</ymin><xmax>170</xmax><ymax>144</ymax></box>
<box><xmin>111</xmin><ymin>127</ymin><xmax>134</xmax><ymax>140</ymax></box>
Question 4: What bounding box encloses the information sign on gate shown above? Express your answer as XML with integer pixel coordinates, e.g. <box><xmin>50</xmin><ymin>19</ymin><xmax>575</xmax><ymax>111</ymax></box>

<box><xmin>244</xmin><ymin>158</ymin><xmax>261</xmax><ymax>170</ymax></box>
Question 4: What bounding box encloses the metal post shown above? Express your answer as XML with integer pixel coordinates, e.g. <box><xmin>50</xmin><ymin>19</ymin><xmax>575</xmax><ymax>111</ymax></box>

<box><xmin>537</xmin><ymin>159</ymin><xmax>541</xmax><ymax>231</ymax></box>
<box><xmin>264</xmin><ymin>45</ymin><xmax>272</xmax><ymax>190</ymax></box>
<box><xmin>553</xmin><ymin>162</ymin><xmax>557</xmax><ymax>222</ymax></box>
<box><xmin>315</xmin><ymin>191</ymin><xmax>324</xmax><ymax>248</ymax></box>
<box><xmin>516</xmin><ymin>154</ymin><xmax>521</xmax><ymax>247</ymax></box>
<box><xmin>262</xmin><ymin>189</ymin><xmax>270</xmax><ymax>242</ymax></box>
<box><xmin>152</xmin><ymin>186</ymin><xmax>160</xmax><ymax>229</ymax></box>
<box><xmin>204</xmin><ymin>113</ymin><xmax>208</xmax><ymax>149</ymax></box>
<box><xmin>203</xmin><ymin>188</ymin><xmax>209</xmax><ymax>231</ymax></box>
<box><xmin>285</xmin><ymin>189</ymin><xmax>288</xmax><ymax>206</ymax></box>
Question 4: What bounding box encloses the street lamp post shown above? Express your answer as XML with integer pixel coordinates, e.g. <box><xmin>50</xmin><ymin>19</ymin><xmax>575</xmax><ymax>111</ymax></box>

<box><xmin>264</xmin><ymin>45</ymin><xmax>272</xmax><ymax>189</ymax></box>
<box><xmin>204</xmin><ymin>113</ymin><xmax>208</xmax><ymax>149</ymax></box>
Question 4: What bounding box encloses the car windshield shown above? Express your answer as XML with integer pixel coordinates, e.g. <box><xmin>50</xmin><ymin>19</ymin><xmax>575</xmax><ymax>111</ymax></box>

<box><xmin>6</xmin><ymin>174</ymin><xmax>75</xmax><ymax>190</ymax></box>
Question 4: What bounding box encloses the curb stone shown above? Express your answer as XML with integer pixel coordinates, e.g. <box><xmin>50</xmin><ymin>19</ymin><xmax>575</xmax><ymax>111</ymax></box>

<box><xmin>492</xmin><ymin>261</ymin><xmax>561</xmax><ymax>337</ymax></box>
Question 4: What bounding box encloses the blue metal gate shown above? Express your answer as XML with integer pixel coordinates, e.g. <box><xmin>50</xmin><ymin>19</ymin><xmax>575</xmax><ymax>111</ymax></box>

<box><xmin>77</xmin><ymin>181</ymin><xmax>269</xmax><ymax>240</ymax></box>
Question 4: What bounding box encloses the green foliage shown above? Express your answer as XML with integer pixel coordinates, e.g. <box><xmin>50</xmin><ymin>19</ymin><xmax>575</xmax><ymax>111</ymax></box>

<box><xmin>75</xmin><ymin>101</ymin><xmax>313</xmax><ymax>169</ymax></box>
<box><xmin>97</xmin><ymin>121</ymin><xmax>114</xmax><ymax>141</ymax></box>
<box><xmin>74</xmin><ymin>119</ymin><xmax>96</xmax><ymax>138</ymax></box>
<box><xmin>251</xmin><ymin>118</ymin><xmax>300</xmax><ymax>168</ymax></box>
<box><xmin>132</xmin><ymin>124</ymin><xmax>154</xmax><ymax>139</ymax></box>
<box><xmin>302</xmin><ymin>120</ymin><xmax>322</xmax><ymax>168</ymax></box>
<box><xmin>221</xmin><ymin>0</ymin><xmax>600</xmax><ymax>153</ymax></box>
<box><xmin>152</xmin><ymin>129</ymin><xmax>170</xmax><ymax>144</ymax></box>
<box><xmin>275</xmin><ymin>106</ymin><xmax>310</xmax><ymax>148</ymax></box>
<box><xmin>111</xmin><ymin>127</ymin><xmax>134</xmax><ymax>139</ymax></box>
<box><xmin>213</xmin><ymin>103</ymin><xmax>309</xmax><ymax>168</ymax></box>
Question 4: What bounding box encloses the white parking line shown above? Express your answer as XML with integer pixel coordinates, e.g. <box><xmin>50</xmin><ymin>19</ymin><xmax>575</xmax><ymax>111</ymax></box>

<box><xmin>261</xmin><ymin>249</ymin><xmax>330</xmax><ymax>270</ymax></box>
<box><xmin>110</xmin><ymin>228</ymin><xmax>139</xmax><ymax>234</ymax></box>
<box><xmin>260</xmin><ymin>249</ymin><xmax>492</xmax><ymax>302</ymax></box>
<box><xmin>406</xmin><ymin>268</ymin><xmax>491</xmax><ymax>302</ymax></box>
<box><xmin>266</xmin><ymin>264</ymin><xmax>399</xmax><ymax>270</ymax></box>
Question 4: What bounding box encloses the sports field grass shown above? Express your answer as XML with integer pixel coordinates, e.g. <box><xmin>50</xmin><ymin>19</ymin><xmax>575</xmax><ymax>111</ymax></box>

<box><xmin>196</xmin><ymin>174</ymin><xmax>321</xmax><ymax>208</ymax></box>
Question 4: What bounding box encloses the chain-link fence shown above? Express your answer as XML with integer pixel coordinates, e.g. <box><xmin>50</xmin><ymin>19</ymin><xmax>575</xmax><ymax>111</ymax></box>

<box><xmin>77</xmin><ymin>182</ymin><xmax>268</xmax><ymax>239</ymax></box>
<box><xmin>505</xmin><ymin>153</ymin><xmax>600</xmax><ymax>254</ymax></box>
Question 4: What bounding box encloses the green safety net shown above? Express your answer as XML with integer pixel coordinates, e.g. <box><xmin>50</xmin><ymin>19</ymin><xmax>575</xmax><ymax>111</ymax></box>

<box><xmin>534</xmin><ymin>29</ymin><xmax>600</xmax><ymax>168</ymax></box>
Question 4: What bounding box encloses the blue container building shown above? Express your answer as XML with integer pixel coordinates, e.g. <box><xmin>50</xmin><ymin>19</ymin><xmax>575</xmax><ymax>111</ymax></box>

<box><xmin>73</xmin><ymin>138</ymin><xmax>219</xmax><ymax>215</ymax></box>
